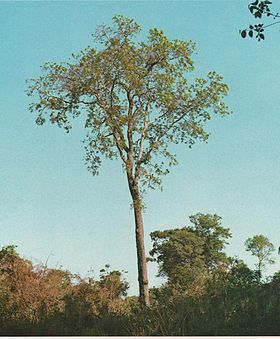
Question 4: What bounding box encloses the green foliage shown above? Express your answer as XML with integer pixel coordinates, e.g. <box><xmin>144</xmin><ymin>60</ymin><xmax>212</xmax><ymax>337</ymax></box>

<box><xmin>27</xmin><ymin>15</ymin><xmax>230</xmax><ymax>191</ymax></box>
<box><xmin>240</xmin><ymin>1</ymin><xmax>280</xmax><ymax>41</ymax></box>
<box><xmin>226</xmin><ymin>257</ymin><xmax>259</xmax><ymax>287</ymax></box>
<box><xmin>245</xmin><ymin>234</ymin><xmax>275</xmax><ymax>281</ymax></box>
<box><xmin>123</xmin><ymin>283</ymin><xmax>280</xmax><ymax>336</ymax></box>
<box><xmin>149</xmin><ymin>213</ymin><xmax>231</xmax><ymax>293</ymax></box>
<box><xmin>0</xmin><ymin>237</ymin><xmax>279</xmax><ymax>335</ymax></box>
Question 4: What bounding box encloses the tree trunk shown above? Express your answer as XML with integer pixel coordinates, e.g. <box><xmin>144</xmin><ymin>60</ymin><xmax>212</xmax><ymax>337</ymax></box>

<box><xmin>127</xmin><ymin>176</ymin><xmax>150</xmax><ymax>307</ymax></box>
<box><xmin>133</xmin><ymin>196</ymin><xmax>150</xmax><ymax>307</ymax></box>
<box><xmin>257</xmin><ymin>260</ymin><xmax>262</xmax><ymax>283</ymax></box>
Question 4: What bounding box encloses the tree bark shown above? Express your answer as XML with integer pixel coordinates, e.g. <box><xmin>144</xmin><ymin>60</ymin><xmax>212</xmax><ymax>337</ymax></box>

<box><xmin>133</xmin><ymin>196</ymin><xmax>150</xmax><ymax>307</ymax></box>
<box><xmin>127</xmin><ymin>176</ymin><xmax>150</xmax><ymax>307</ymax></box>
<box><xmin>257</xmin><ymin>260</ymin><xmax>262</xmax><ymax>283</ymax></box>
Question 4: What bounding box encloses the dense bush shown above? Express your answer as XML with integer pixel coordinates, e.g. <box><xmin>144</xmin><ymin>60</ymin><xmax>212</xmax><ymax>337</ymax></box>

<box><xmin>0</xmin><ymin>246</ymin><xmax>129</xmax><ymax>335</ymax></box>
<box><xmin>0</xmin><ymin>217</ymin><xmax>279</xmax><ymax>336</ymax></box>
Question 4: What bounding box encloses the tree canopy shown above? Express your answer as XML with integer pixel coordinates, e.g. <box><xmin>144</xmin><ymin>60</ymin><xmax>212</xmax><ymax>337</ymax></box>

<box><xmin>27</xmin><ymin>15</ymin><xmax>230</xmax><ymax>192</ymax></box>
<box><xmin>149</xmin><ymin>213</ymin><xmax>231</xmax><ymax>293</ymax></box>
<box><xmin>245</xmin><ymin>234</ymin><xmax>275</xmax><ymax>281</ymax></box>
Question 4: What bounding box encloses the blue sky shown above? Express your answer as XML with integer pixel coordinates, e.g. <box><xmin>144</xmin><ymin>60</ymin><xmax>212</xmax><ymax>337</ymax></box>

<box><xmin>1</xmin><ymin>0</ymin><xmax>280</xmax><ymax>294</ymax></box>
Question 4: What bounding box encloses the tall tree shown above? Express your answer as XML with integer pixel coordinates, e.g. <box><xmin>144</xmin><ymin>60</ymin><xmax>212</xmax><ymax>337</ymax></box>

<box><xmin>27</xmin><ymin>16</ymin><xmax>230</xmax><ymax>306</ymax></box>
<box><xmin>245</xmin><ymin>234</ymin><xmax>275</xmax><ymax>282</ymax></box>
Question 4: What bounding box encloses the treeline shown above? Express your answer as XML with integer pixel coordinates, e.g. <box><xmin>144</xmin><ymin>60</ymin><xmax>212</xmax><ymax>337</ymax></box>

<box><xmin>1</xmin><ymin>213</ymin><xmax>280</xmax><ymax>335</ymax></box>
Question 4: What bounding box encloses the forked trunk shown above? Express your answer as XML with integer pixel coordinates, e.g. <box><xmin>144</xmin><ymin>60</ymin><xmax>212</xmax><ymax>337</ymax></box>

<box><xmin>127</xmin><ymin>175</ymin><xmax>150</xmax><ymax>307</ymax></box>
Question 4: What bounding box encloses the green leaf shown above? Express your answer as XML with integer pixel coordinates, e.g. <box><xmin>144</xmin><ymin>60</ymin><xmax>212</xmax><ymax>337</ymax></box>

<box><xmin>241</xmin><ymin>30</ymin><xmax>247</xmax><ymax>38</ymax></box>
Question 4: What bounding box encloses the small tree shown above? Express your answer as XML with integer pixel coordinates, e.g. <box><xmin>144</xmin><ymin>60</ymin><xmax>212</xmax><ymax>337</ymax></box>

<box><xmin>27</xmin><ymin>16</ymin><xmax>230</xmax><ymax>306</ymax></box>
<box><xmin>149</xmin><ymin>213</ymin><xmax>231</xmax><ymax>293</ymax></box>
<box><xmin>245</xmin><ymin>234</ymin><xmax>275</xmax><ymax>282</ymax></box>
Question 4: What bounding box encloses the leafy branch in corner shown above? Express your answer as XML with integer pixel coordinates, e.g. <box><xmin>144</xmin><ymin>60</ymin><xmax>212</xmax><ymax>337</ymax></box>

<box><xmin>240</xmin><ymin>0</ymin><xmax>280</xmax><ymax>41</ymax></box>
